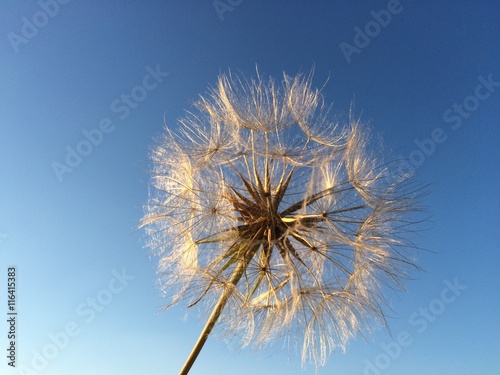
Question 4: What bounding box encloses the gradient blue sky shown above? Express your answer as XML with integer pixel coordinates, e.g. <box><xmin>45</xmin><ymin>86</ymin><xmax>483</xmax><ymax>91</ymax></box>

<box><xmin>1</xmin><ymin>1</ymin><xmax>499</xmax><ymax>374</ymax></box>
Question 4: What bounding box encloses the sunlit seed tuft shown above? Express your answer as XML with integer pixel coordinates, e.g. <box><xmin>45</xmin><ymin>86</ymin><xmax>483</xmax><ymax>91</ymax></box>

<box><xmin>141</xmin><ymin>68</ymin><xmax>424</xmax><ymax>371</ymax></box>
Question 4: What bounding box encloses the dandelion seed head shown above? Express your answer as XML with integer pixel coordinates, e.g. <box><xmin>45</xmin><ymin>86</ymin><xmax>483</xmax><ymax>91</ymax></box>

<box><xmin>141</xmin><ymin>68</ymin><xmax>423</xmax><ymax>369</ymax></box>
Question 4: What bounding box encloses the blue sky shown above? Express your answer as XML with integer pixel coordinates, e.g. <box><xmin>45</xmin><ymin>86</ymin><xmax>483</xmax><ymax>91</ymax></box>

<box><xmin>1</xmin><ymin>1</ymin><xmax>499</xmax><ymax>374</ymax></box>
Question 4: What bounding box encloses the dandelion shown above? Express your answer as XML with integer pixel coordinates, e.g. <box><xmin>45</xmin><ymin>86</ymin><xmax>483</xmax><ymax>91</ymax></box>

<box><xmin>141</xmin><ymin>68</ymin><xmax>424</xmax><ymax>374</ymax></box>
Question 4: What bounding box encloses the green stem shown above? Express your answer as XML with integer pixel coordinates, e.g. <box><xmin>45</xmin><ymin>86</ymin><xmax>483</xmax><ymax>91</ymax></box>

<box><xmin>178</xmin><ymin>255</ymin><xmax>251</xmax><ymax>375</ymax></box>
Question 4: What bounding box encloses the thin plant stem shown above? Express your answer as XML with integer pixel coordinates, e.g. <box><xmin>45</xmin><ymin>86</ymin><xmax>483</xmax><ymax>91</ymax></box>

<box><xmin>179</xmin><ymin>254</ymin><xmax>251</xmax><ymax>375</ymax></box>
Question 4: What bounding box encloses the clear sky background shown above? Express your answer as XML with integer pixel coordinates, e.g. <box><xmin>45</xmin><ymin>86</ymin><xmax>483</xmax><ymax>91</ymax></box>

<box><xmin>1</xmin><ymin>1</ymin><xmax>499</xmax><ymax>375</ymax></box>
